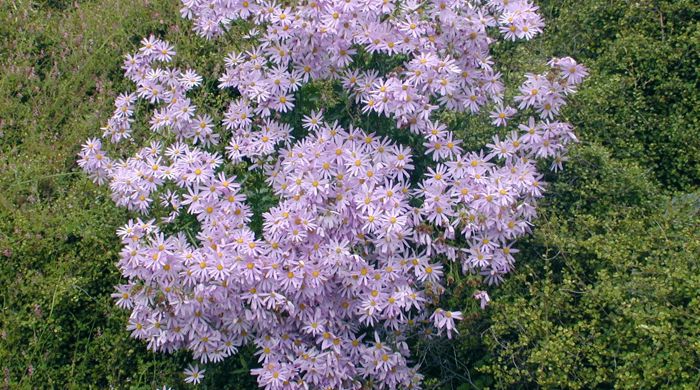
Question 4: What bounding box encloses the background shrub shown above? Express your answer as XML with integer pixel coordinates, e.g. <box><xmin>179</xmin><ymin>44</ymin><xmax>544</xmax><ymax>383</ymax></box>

<box><xmin>421</xmin><ymin>1</ymin><xmax>700</xmax><ymax>388</ymax></box>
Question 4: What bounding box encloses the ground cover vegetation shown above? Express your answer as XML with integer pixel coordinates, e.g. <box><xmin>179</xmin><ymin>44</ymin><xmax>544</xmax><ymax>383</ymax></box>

<box><xmin>0</xmin><ymin>0</ymin><xmax>698</xmax><ymax>389</ymax></box>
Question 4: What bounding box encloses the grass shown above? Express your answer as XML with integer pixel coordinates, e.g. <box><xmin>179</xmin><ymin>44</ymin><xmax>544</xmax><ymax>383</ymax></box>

<box><xmin>0</xmin><ymin>1</ymin><xmax>255</xmax><ymax>388</ymax></box>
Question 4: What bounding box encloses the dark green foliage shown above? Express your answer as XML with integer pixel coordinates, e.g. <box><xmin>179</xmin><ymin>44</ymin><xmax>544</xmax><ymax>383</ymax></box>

<box><xmin>540</xmin><ymin>0</ymin><xmax>700</xmax><ymax>191</ymax></box>
<box><xmin>468</xmin><ymin>146</ymin><xmax>700</xmax><ymax>389</ymax></box>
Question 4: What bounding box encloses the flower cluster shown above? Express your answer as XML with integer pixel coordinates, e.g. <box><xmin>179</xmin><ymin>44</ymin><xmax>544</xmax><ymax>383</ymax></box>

<box><xmin>79</xmin><ymin>0</ymin><xmax>587</xmax><ymax>388</ymax></box>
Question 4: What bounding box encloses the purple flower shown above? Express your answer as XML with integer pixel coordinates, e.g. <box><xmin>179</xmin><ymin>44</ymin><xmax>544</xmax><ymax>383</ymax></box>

<box><xmin>184</xmin><ymin>364</ymin><xmax>205</xmax><ymax>385</ymax></box>
<box><xmin>79</xmin><ymin>1</ymin><xmax>588</xmax><ymax>388</ymax></box>
<box><xmin>474</xmin><ymin>290</ymin><xmax>491</xmax><ymax>309</ymax></box>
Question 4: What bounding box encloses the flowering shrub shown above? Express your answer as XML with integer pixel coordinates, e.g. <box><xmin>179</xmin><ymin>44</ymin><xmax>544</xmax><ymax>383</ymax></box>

<box><xmin>79</xmin><ymin>0</ymin><xmax>586</xmax><ymax>388</ymax></box>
